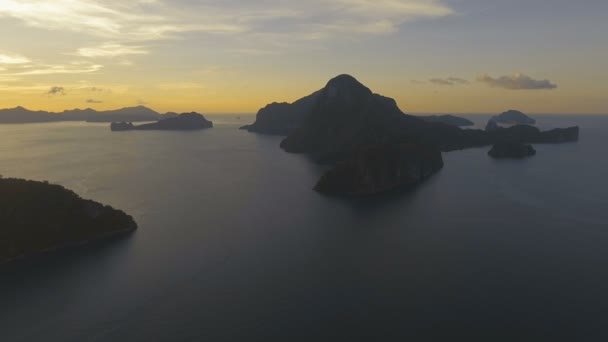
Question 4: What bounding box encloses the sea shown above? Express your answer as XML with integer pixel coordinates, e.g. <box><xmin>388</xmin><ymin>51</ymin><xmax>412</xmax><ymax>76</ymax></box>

<box><xmin>0</xmin><ymin>114</ymin><xmax>607</xmax><ymax>341</ymax></box>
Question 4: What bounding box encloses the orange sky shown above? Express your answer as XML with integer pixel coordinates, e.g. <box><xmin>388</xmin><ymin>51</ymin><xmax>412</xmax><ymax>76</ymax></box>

<box><xmin>0</xmin><ymin>1</ymin><xmax>606</xmax><ymax>114</ymax></box>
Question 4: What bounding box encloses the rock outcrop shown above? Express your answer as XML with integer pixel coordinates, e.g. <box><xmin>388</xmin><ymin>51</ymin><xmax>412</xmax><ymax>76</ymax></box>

<box><xmin>0</xmin><ymin>178</ymin><xmax>137</xmax><ymax>264</ymax></box>
<box><xmin>314</xmin><ymin>143</ymin><xmax>444</xmax><ymax>196</ymax></box>
<box><xmin>488</xmin><ymin>142</ymin><xmax>537</xmax><ymax>159</ymax></box>
<box><xmin>111</xmin><ymin>113</ymin><xmax>213</xmax><ymax>131</ymax></box>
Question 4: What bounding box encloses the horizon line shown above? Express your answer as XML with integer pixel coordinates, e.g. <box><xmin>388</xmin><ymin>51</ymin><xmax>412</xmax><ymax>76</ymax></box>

<box><xmin>1</xmin><ymin>105</ymin><xmax>606</xmax><ymax>116</ymax></box>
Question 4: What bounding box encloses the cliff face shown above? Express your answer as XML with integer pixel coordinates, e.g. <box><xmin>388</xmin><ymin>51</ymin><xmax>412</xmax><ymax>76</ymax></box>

<box><xmin>111</xmin><ymin>113</ymin><xmax>213</xmax><ymax>131</ymax></box>
<box><xmin>314</xmin><ymin>143</ymin><xmax>444</xmax><ymax>196</ymax></box>
<box><xmin>0</xmin><ymin>178</ymin><xmax>137</xmax><ymax>264</ymax></box>
<box><xmin>240</xmin><ymin>91</ymin><xmax>320</xmax><ymax>135</ymax></box>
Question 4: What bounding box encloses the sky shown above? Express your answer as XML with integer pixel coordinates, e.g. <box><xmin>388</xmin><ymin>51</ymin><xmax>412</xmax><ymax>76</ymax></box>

<box><xmin>0</xmin><ymin>0</ymin><xmax>606</xmax><ymax>114</ymax></box>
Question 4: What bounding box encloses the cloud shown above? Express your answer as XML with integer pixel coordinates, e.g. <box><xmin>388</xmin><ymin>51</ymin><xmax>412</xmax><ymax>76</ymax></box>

<box><xmin>136</xmin><ymin>99</ymin><xmax>148</xmax><ymax>105</ymax></box>
<box><xmin>477</xmin><ymin>73</ymin><xmax>557</xmax><ymax>90</ymax></box>
<box><xmin>0</xmin><ymin>51</ymin><xmax>102</xmax><ymax>78</ymax></box>
<box><xmin>47</xmin><ymin>86</ymin><xmax>66</xmax><ymax>95</ymax></box>
<box><xmin>13</xmin><ymin>63</ymin><xmax>103</xmax><ymax>76</ymax></box>
<box><xmin>0</xmin><ymin>53</ymin><xmax>31</xmax><ymax>64</ymax></box>
<box><xmin>75</xmin><ymin>43</ymin><xmax>148</xmax><ymax>58</ymax></box>
<box><xmin>429</xmin><ymin>77</ymin><xmax>469</xmax><ymax>86</ymax></box>
<box><xmin>0</xmin><ymin>0</ymin><xmax>248</xmax><ymax>41</ymax></box>
<box><xmin>0</xmin><ymin>0</ymin><xmax>452</xmax><ymax>42</ymax></box>
<box><xmin>86</xmin><ymin>98</ymin><xmax>103</xmax><ymax>103</ymax></box>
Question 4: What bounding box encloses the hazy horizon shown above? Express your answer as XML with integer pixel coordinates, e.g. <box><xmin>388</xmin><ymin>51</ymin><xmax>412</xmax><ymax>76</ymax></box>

<box><xmin>2</xmin><ymin>104</ymin><xmax>607</xmax><ymax>116</ymax></box>
<box><xmin>1</xmin><ymin>1</ymin><xmax>607</xmax><ymax>114</ymax></box>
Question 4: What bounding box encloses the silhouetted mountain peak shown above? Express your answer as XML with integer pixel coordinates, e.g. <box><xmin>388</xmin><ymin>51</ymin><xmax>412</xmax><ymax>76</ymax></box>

<box><xmin>323</xmin><ymin>74</ymin><xmax>372</xmax><ymax>102</ymax></box>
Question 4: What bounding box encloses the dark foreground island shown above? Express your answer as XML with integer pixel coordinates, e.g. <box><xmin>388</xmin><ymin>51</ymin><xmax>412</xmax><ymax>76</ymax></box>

<box><xmin>0</xmin><ymin>178</ymin><xmax>137</xmax><ymax>264</ymax></box>
<box><xmin>111</xmin><ymin>112</ymin><xmax>213</xmax><ymax>131</ymax></box>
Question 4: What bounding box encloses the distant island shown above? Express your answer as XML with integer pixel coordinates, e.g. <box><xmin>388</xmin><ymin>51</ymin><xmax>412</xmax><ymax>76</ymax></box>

<box><xmin>110</xmin><ymin>113</ymin><xmax>213</xmax><ymax>131</ymax></box>
<box><xmin>418</xmin><ymin>115</ymin><xmax>474</xmax><ymax>127</ymax></box>
<box><xmin>0</xmin><ymin>105</ymin><xmax>176</xmax><ymax>124</ymax></box>
<box><xmin>243</xmin><ymin>74</ymin><xmax>579</xmax><ymax>195</ymax></box>
<box><xmin>0</xmin><ymin>177</ymin><xmax>137</xmax><ymax>264</ymax></box>
<box><xmin>491</xmin><ymin>110</ymin><xmax>537</xmax><ymax>125</ymax></box>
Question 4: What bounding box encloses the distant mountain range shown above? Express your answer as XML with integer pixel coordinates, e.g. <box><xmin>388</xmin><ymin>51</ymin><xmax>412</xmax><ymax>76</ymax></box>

<box><xmin>0</xmin><ymin>106</ymin><xmax>173</xmax><ymax>123</ymax></box>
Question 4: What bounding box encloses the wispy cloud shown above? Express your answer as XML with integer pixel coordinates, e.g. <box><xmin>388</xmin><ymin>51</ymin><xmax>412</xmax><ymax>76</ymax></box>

<box><xmin>0</xmin><ymin>1</ymin><xmax>453</xmax><ymax>46</ymax></box>
<box><xmin>86</xmin><ymin>98</ymin><xmax>103</xmax><ymax>103</ymax></box>
<box><xmin>12</xmin><ymin>63</ymin><xmax>103</xmax><ymax>76</ymax></box>
<box><xmin>0</xmin><ymin>53</ymin><xmax>31</xmax><ymax>64</ymax></box>
<box><xmin>75</xmin><ymin>43</ymin><xmax>148</xmax><ymax>58</ymax></box>
<box><xmin>477</xmin><ymin>73</ymin><xmax>557</xmax><ymax>90</ymax></box>
<box><xmin>0</xmin><ymin>0</ymin><xmax>248</xmax><ymax>41</ymax></box>
<box><xmin>429</xmin><ymin>77</ymin><xmax>469</xmax><ymax>86</ymax></box>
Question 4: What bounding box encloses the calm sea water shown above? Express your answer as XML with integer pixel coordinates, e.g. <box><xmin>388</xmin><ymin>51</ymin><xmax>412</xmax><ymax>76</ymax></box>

<box><xmin>0</xmin><ymin>114</ymin><xmax>607</xmax><ymax>341</ymax></box>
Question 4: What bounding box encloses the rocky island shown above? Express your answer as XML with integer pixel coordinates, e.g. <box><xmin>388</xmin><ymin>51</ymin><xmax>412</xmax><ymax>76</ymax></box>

<box><xmin>488</xmin><ymin>142</ymin><xmax>537</xmax><ymax>159</ymax></box>
<box><xmin>0</xmin><ymin>178</ymin><xmax>137</xmax><ymax>264</ymax></box>
<box><xmin>111</xmin><ymin>112</ymin><xmax>213</xmax><ymax>131</ymax></box>
<box><xmin>242</xmin><ymin>74</ymin><xmax>579</xmax><ymax>195</ymax></box>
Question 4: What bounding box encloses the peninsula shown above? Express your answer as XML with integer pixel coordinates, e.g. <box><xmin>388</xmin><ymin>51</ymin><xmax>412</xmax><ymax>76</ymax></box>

<box><xmin>0</xmin><ymin>177</ymin><xmax>137</xmax><ymax>264</ymax></box>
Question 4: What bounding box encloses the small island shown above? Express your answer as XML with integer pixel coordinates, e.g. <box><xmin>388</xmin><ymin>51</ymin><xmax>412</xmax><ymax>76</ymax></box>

<box><xmin>111</xmin><ymin>112</ymin><xmax>213</xmax><ymax>131</ymax></box>
<box><xmin>315</xmin><ymin>143</ymin><xmax>444</xmax><ymax>196</ymax></box>
<box><xmin>0</xmin><ymin>177</ymin><xmax>137</xmax><ymax>264</ymax></box>
<box><xmin>488</xmin><ymin>142</ymin><xmax>537</xmax><ymax>159</ymax></box>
